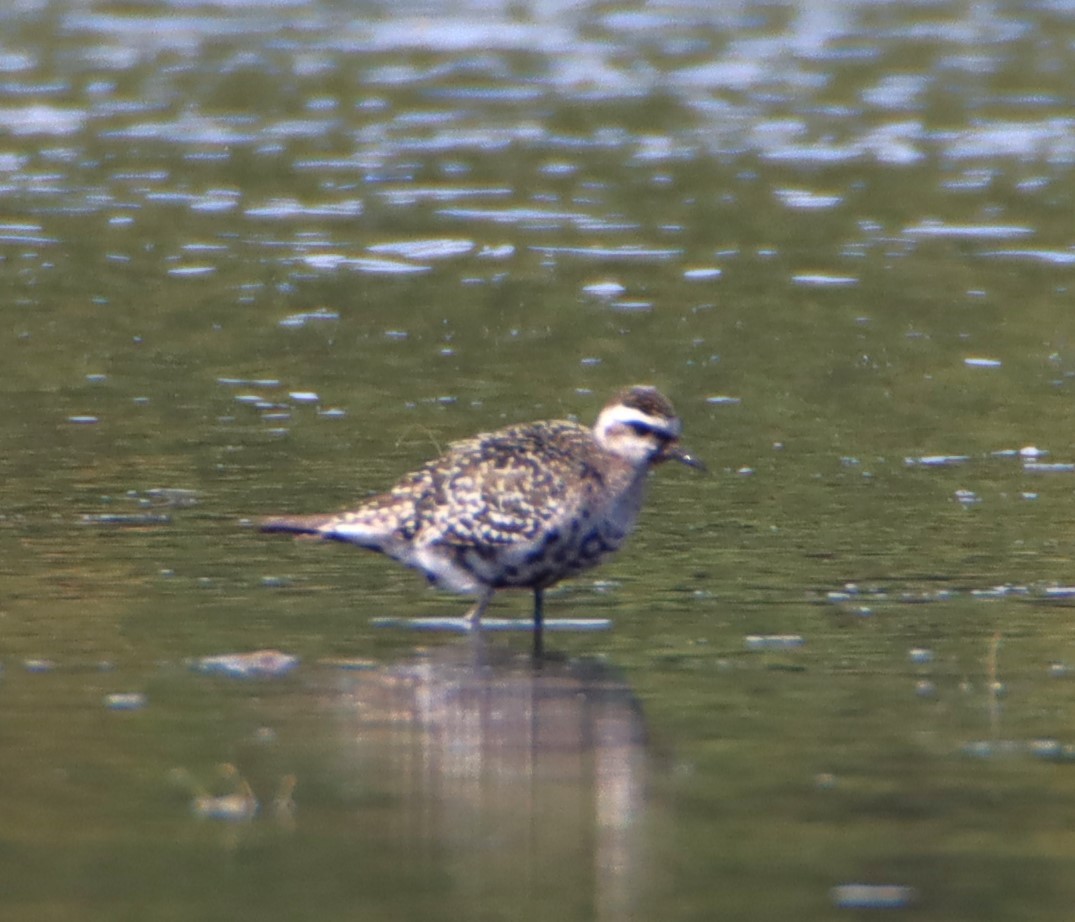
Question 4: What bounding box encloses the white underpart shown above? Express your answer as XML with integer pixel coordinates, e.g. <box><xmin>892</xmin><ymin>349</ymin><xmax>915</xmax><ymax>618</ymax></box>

<box><xmin>324</xmin><ymin>521</ymin><xmax>378</xmax><ymax>543</ymax></box>
<box><xmin>413</xmin><ymin>544</ymin><xmax>483</xmax><ymax>593</ymax></box>
<box><xmin>326</xmin><ymin>519</ymin><xmax>485</xmax><ymax>594</ymax></box>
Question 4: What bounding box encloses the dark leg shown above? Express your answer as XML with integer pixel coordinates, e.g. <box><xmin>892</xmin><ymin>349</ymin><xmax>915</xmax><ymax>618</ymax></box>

<box><xmin>532</xmin><ymin>588</ymin><xmax>544</xmax><ymax>659</ymax></box>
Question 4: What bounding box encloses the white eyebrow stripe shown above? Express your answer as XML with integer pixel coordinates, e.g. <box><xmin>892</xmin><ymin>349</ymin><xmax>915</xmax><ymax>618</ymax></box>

<box><xmin>602</xmin><ymin>404</ymin><xmax>682</xmax><ymax>437</ymax></box>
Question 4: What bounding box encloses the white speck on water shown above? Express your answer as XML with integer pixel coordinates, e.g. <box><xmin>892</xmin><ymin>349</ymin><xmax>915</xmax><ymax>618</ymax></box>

<box><xmin>706</xmin><ymin>395</ymin><xmax>741</xmax><ymax>405</ymax></box>
<box><xmin>1024</xmin><ymin>462</ymin><xmax>1075</xmax><ymax>473</ymax></box>
<box><xmin>301</xmin><ymin>254</ymin><xmax>346</xmax><ymax>270</ymax></box>
<box><xmin>218</xmin><ymin>378</ymin><xmax>281</xmax><ymax>388</ymax></box>
<box><xmin>1030</xmin><ymin>739</ymin><xmax>1066</xmax><ymax>760</ymax></box>
<box><xmin>744</xmin><ymin>634</ymin><xmax>804</xmax><ymax>650</ymax></box>
<box><xmin>982</xmin><ymin>249</ymin><xmax>1075</xmax><ymax>266</ymax></box>
<box><xmin>368</xmin><ymin>238</ymin><xmax>474</xmax><ymax>260</ymax></box>
<box><xmin>0</xmin><ymin>103</ymin><xmax>84</xmax><ymax>136</ymax></box>
<box><xmin>189</xmin><ymin>650</ymin><xmax>299</xmax><ymax>679</ymax></box>
<box><xmin>581</xmin><ymin>280</ymin><xmax>626</xmax><ymax>298</ymax></box>
<box><xmin>965</xmin><ymin>357</ymin><xmax>1001</xmax><ymax>368</ymax></box>
<box><xmin>683</xmin><ymin>267</ymin><xmax>722</xmax><ymax>280</ymax></box>
<box><xmin>68</xmin><ymin>415</ymin><xmax>98</xmax><ymax>424</ymax></box>
<box><xmin>774</xmin><ymin>188</ymin><xmax>843</xmax><ymax>210</ymax></box>
<box><xmin>288</xmin><ymin>392</ymin><xmax>319</xmax><ymax>404</ymax></box>
<box><xmin>532</xmin><ymin>245</ymin><xmax>681</xmax><ymax>261</ymax></box>
<box><xmin>908</xmin><ymin>647</ymin><xmax>933</xmax><ymax>665</ymax></box>
<box><xmin>477</xmin><ymin>244</ymin><xmax>515</xmax><ymax>259</ymax></box>
<box><xmin>167</xmin><ymin>265</ymin><xmax>216</xmax><ymax>278</ymax></box>
<box><xmin>104</xmin><ymin>692</ymin><xmax>147</xmax><ymax>711</ymax></box>
<box><xmin>904</xmin><ymin>220</ymin><xmax>1032</xmax><ymax>239</ymax></box>
<box><xmin>791</xmin><ymin>273</ymin><xmax>858</xmax><ymax>287</ymax></box>
<box><xmin>905</xmin><ymin>454</ymin><xmax>969</xmax><ymax>467</ymax></box>
<box><xmin>954</xmin><ymin>489</ymin><xmax>980</xmax><ymax>505</ymax></box>
<box><xmin>971</xmin><ymin>585</ymin><xmax>1028</xmax><ymax>599</ymax></box>
<box><xmin>190</xmin><ymin>191</ymin><xmax>240</xmax><ymax>214</ymax></box>
<box><xmin>303</xmin><ymin>254</ymin><xmax>431</xmax><ymax>274</ymax></box>
<box><xmin>278</xmin><ymin>307</ymin><xmax>339</xmax><ymax>329</ymax></box>
<box><xmin>354</xmin><ymin>256</ymin><xmax>431</xmax><ymax>275</ymax></box>
<box><xmin>1044</xmin><ymin>587</ymin><xmax>1075</xmax><ymax>598</ymax></box>
<box><xmin>246</xmin><ymin>198</ymin><xmax>363</xmax><ymax>219</ymax></box>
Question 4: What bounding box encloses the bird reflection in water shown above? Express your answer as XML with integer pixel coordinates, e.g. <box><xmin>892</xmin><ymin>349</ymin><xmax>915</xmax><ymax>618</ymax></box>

<box><xmin>331</xmin><ymin>644</ymin><xmax>649</xmax><ymax>920</ymax></box>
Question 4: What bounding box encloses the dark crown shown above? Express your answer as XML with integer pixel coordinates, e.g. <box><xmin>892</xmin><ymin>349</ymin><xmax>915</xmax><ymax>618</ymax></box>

<box><xmin>616</xmin><ymin>385</ymin><xmax>678</xmax><ymax>423</ymax></box>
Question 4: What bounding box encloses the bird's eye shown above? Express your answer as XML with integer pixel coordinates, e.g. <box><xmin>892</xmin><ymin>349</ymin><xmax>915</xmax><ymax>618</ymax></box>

<box><xmin>627</xmin><ymin>421</ymin><xmax>651</xmax><ymax>436</ymax></box>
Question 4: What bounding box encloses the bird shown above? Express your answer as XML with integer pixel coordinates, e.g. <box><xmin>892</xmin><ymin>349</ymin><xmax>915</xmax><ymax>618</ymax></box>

<box><xmin>261</xmin><ymin>385</ymin><xmax>703</xmax><ymax>655</ymax></box>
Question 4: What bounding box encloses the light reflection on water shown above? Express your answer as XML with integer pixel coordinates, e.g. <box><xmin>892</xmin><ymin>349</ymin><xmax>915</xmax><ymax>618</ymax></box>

<box><xmin>330</xmin><ymin>645</ymin><xmax>647</xmax><ymax>921</ymax></box>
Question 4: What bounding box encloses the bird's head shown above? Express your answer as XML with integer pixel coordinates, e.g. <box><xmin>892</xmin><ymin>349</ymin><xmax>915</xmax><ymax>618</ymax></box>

<box><xmin>594</xmin><ymin>385</ymin><xmax>705</xmax><ymax>471</ymax></box>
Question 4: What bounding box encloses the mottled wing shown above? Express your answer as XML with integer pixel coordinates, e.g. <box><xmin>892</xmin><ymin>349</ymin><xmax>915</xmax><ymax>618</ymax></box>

<box><xmin>412</xmin><ymin>421</ymin><xmax>603</xmax><ymax>548</ymax></box>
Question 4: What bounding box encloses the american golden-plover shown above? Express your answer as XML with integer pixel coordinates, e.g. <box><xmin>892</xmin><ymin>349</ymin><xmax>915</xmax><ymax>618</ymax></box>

<box><xmin>261</xmin><ymin>385</ymin><xmax>702</xmax><ymax>654</ymax></box>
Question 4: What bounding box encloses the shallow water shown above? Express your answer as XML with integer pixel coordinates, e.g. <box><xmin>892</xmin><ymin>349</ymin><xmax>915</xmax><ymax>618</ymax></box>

<box><xmin>3</xmin><ymin>0</ymin><xmax>1075</xmax><ymax>919</ymax></box>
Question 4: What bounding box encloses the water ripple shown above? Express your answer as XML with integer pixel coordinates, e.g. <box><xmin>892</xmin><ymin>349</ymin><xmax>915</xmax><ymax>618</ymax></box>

<box><xmin>903</xmin><ymin>221</ymin><xmax>1034</xmax><ymax>239</ymax></box>
<box><xmin>531</xmin><ymin>245</ymin><xmax>682</xmax><ymax>262</ymax></box>
<box><xmin>301</xmin><ymin>254</ymin><xmax>430</xmax><ymax>275</ymax></box>
<box><xmin>368</xmin><ymin>239</ymin><xmax>474</xmax><ymax>260</ymax></box>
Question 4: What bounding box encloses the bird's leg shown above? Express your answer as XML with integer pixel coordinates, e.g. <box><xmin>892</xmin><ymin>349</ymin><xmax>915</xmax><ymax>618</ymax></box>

<box><xmin>463</xmin><ymin>587</ymin><xmax>494</xmax><ymax>631</ymax></box>
<box><xmin>532</xmin><ymin>588</ymin><xmax>545</xmax><ymax>660</ymax></box>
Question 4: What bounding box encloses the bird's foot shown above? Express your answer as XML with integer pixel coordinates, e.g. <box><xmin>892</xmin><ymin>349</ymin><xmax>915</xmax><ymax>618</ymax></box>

<box><xmin>462</xmin><ymin>589</ymin><xmax>494</xmax><ymax>632</ymax></box>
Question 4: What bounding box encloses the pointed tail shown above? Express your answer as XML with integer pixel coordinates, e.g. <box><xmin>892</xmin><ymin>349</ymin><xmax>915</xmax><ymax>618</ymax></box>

<box><xmin>260</xmin><ymin>514</ymin><xmax>336</xmax><ymax>536</ymax></box>
<box><xmin>260</xmin><ymin>513</ymin><xmax>387</xmax><ymax>551</ymax></box>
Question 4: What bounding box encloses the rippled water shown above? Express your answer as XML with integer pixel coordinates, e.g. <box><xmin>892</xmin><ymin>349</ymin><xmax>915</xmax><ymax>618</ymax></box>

<box><xmin>3</xmin><ymin>1</ymin><xmax>1075</xmax><ymax>920</ymax></box>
